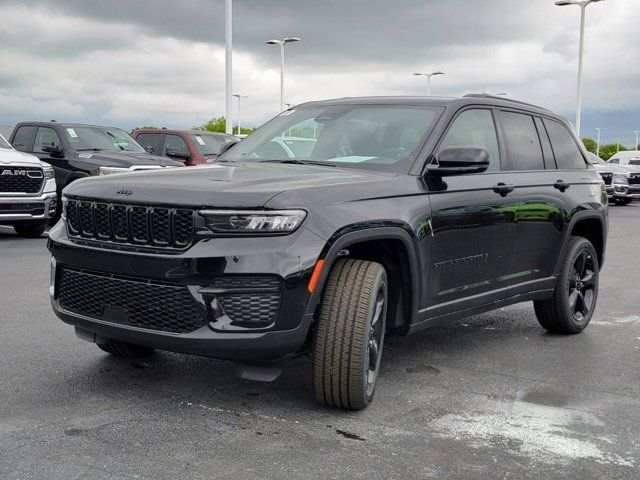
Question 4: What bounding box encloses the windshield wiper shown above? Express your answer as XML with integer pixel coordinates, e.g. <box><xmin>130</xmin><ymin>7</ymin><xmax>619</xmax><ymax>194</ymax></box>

<box><xmin>260</xmin><ymin>159</ymin><xmax>336</xmax><ymax>167</ymax></box>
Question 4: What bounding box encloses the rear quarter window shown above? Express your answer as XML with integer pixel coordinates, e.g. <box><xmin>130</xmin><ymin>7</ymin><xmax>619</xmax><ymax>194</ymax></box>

<box><xmin>543</xmin><ymin>119</ymin><xmax>585</xmax><ymax>169</ymax></box>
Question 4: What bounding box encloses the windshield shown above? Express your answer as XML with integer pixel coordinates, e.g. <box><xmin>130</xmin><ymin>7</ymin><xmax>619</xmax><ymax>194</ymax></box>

<box><xmin>64</xmin><ymin>126</ymin><xmax>146</xmax><ymax>153</ymax></box>
<box><xmin>220</xmin><ymin>105</ymin><xmax>442</xmax><ymax>173</ymax></box>
<box><xmin>0</xmin><ymin>133</ymin><xmax>11</xmax><ymax>149</ymax></box>
<box><xmin>190</xmin><ymin>133</ymin><xmax>236</xmax><ymax>155</ymax></box>
<box><xmin>587</xmin><ymin>152</ymin><xmax>605</xmax><ymax>164</ymax></box>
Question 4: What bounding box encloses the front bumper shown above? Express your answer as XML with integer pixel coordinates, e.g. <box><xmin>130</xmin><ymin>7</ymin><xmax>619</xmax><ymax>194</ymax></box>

<box><xmin>0</xmin><ymin>183</ymin><xmax>57</xmax><ymax>223</ymax></box>
<box><xmin>611</xmin><ymin>184</ymin><xmax>640</xmax><ymax>199</ymax></box>
<box><xmin>48</xmin><ymin>222</ymin><xmax>326</xmax><ymax>362</ymax></box>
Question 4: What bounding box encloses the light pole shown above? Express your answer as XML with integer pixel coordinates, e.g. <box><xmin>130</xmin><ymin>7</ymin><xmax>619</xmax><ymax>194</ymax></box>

<box><xmin>634</xmin><ymin>130</ymin><xmax>639</xmax><ymax>151</ymax></box>
<box><xmin>412</xmin><ymin>72</ymin><xmax>444</xmax><ymax>96</ymax></box>
<box><xmin>555</xmin><ymin>0</ymin><xmax>606</xmax><ymax>136</ymax></box>
<box><xmin>266</xmin><ymin>37</ymin><xmax>301</xmax><ymax>112</ymax></box>
<box><xmin>233</xmin><ymin>94</ymin><xmax>247</xmax><ymax>135</ymax></box>
<box><xmin>595</xmin><ymin>127</ymin><xmax>605</xmax><ymax>157</ymax></box>
<box><xmin>224</xmin><ymin>0</ymin><xmax>233</xmax><ymax>135</ymax></box>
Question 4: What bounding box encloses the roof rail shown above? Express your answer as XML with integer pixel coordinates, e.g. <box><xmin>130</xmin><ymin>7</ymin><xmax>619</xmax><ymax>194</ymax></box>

<box><xmin>463</xmin><ymin>93</ymin><xmax>549</xmax><ymax>111</ymax></box>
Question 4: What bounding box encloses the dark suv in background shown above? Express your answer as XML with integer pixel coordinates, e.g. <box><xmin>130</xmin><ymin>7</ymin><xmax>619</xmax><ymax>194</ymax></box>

<box><xmin>133</xmin><ymin>129</ymin><xmax>238</xmax><ymax>165</ymax></box>
<box><xmin>48</xmin><ymin>95</ymin><xmax>607</xmax><ymax>409</ymax></box>
<box><xmin>10</xmin><ymin>122</ymin><xmax>183</xmax><ymax>218</ymax></box>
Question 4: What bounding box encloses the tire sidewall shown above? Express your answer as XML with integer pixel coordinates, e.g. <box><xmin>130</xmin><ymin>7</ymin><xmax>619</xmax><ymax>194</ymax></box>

<box><xmin>360</xmin><ymin>267</ymin><xmax>388</xmax><ymax>405</ymax></box>
<box><xmin>559</xmin><ymin>238</ymin><xmax>599</xmax><ymax>331</ymax></box>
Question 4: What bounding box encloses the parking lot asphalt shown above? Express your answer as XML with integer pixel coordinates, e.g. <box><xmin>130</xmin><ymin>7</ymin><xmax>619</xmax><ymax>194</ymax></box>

<box><xmin>1</xmin><ymin>204</ymin><xmax>639</xmax><ymax>480</ymax></box>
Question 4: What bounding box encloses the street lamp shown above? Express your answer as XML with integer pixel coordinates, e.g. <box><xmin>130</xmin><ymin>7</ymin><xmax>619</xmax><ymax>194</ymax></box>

<box><xmin>634</xmin><ymin>130</ymin><xmax>640</xmax><ymax>151</ymax></box>
<box><xmin>555</xmin><ymin>0</ymin><xmax>606</xmax><ymax>136</ymax></box>
<box><xmin>233</xmin><ymin>94</ymin><xmax>247</xmax><ymax>135</ymax></box>
<box><xmin>225</xmin><ymin>0</ymin><xmax>233</xmax><ymax>135</ymax></box>
<box><xmin>266</xmin><ymin>37</ymin><xmax>301</xmax><ymax>112</ymax></box>
<box><xmin>412</xmin><ymin>72</ymin><xmax>444</xmax><ymax>96</ymax></box>
<box><xmin>594</xmin><ymin>127</ymin><xmax>605</xmax><ymax>157</ymax></box>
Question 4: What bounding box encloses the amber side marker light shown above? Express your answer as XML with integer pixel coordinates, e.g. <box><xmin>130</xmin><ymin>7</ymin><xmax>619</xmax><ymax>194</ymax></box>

<box><xmin>308</xmin><ymin>259</ymin><xmax>325</xmax><ymax>293</ymax></box>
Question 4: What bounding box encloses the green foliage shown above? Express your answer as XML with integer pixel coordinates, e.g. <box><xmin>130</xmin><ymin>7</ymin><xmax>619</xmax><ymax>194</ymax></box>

<box><xmin>195</xmin><ymin>117</ymin><xmax>254</xmax><ymax>135</ymax></box>
<box><xmin>130</xmin><ymin>126</ymin><xmax>158</xmax><ymax>134</ymax></box>
<box><xmin>582</xmin><ymin>137</ymin><xmax>596</xmax><ymax>154</ymax></box>
<box><xmin>598</xmin><ymin>143</ymin><xmax>627</xmax><ymax>162</ymax></box>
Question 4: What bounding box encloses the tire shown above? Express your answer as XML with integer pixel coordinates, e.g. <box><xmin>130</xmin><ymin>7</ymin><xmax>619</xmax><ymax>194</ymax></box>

<box><xmin>612</xmin><ymin>197</ymin><xmax>632</xmax><ymax>206</ymax></box>
<box><xmin>13</xmin><ymin>222</ymin><xmax>47</xmax><ymax>238</ymax></box>
<box><xmin>534</xmin><ymin>236</ymin><xmax>599</xmax><ymax>334</ymax></box>
<box><xmin>97</xmin><ymin>339</ymin><xmax>155</xmax><ymax>358</ymax></box>
<box><xmin>312</xmin><ymin>259</ymin><xmax>388</xmax><ymax>410</ymax></box>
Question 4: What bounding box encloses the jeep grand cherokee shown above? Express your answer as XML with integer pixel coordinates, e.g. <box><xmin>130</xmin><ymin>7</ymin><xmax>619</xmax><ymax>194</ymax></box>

<box><xmin>48</xmin><ymin>95</ymin><xmax>608</xmax><ymax>410</ymax></box>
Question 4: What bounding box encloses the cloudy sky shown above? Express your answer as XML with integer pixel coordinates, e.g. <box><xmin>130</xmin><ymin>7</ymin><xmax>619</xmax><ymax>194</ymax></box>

<box><xmin>0</xmin><ymin>0</ymin><xmax>638</xmax><ymax>145</ymax></box>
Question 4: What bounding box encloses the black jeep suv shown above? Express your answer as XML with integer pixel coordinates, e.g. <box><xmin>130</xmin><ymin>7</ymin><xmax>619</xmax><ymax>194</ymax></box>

<box><xmin>48</xmin><ymin>95</ymin><xmax>608</xmax><ymax>409</ymax></box>
<box><xmin>10</xmin><ymin>122</ymin><xmax>183</xmax><ymax>218</ymax></box>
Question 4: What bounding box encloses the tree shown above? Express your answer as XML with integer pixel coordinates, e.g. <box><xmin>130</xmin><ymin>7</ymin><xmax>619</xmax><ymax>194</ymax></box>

<box><xmin>195</xmin><ymin>117</ymin><xmax>255</xmax><ymax>135</ymax></box>
<box><xmin>582</xmin><ymin>137</ymin><xmax>596</xmax><ymax>154</ymax></box>
<box><xmin>598</xmin><ymin>143</ymin><xmax>627</xmax><ymax>162</ymax></box>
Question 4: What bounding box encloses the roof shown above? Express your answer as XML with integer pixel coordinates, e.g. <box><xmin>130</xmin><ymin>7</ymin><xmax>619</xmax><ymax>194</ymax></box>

<box><xmin>294</xmin><ymin>94</ymin><xmax>554</xmax><ymax>117</ymax></box>
<box><xmin>133</xmin><ymin>128</ymin><xmax>235</xmax><ymax>136</ymax></box>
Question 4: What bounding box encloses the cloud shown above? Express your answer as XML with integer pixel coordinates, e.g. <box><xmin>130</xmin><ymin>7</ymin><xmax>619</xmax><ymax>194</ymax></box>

<box><xmin>0</xmin><ymin>0</ymin><xmax>637</xmax><ymax>143</ymax></box>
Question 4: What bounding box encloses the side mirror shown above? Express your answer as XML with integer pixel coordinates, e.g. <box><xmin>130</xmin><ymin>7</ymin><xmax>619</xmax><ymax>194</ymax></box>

<box><xmin>165</xmin><ymin>148</ymin><xmax>190</xmax><ymax>160</ymax></box>
<box><xmin>144</xmin><ymin>145</ymin><xmax>155</xmax><ymax>154</ymax></box>
<box><xmin>41</xmin><ymin>142</ymin><xmax>64</xmax><ymax>156</ymax></box>
<box><xmin>427</xmin><ymin>146</ymin><xmax>489</xmax><ymax>176</ymax></box>
<box><xmin>218</xmin><ymin>139</ymin><xmax>240</xmax><ymax>156</ymax></box>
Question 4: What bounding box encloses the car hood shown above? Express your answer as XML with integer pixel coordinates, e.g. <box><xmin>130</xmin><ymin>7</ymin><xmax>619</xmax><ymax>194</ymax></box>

<box><xmin>593</xmin><ymin>163</ymin><xmax>640</xmax><ymax>174</ymax></box>
<box><xmin>64</xmin><ymin>161</ymin><xmax>396</xmax><ymax>207</ymax></box>
<box><xmin>0</xmin><ymin>148</ymin><xmax>43</xmax><ymax>166</ymax></box>
<box><xmin>74</xmin><ymin>150</ymin><xmax>183</xmax><ymax>167</ymax></box>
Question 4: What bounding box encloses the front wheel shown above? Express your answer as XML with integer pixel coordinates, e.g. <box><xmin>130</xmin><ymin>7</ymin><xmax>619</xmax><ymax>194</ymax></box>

<box><xmin>13</xmin><ymin>222</ymin><xmax>47</xmax><ymax>238</ymax></box>
<box><xmin>312</xmin><ymin>259</ymin><xmax>388</xmax><ymax>410</ymax></box>
<box><xmin>534</xmin><ymin>236</ymin><xmax>599</xmax><ymax>334</ymax></box>
<box><xmin>612</xmin><ymin>197</ymin><xmax>632</xmax><ymax>206</ymax></box>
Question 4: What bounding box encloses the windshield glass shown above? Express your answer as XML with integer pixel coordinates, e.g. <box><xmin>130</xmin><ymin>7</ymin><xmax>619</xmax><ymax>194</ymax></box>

<box><xmin>190</xmin><ymin>133</ymin><xmax>236</xmax><ymax>155</ymax></box>
<box><xmin>64</xmin><ymin>126</ymin><xmax>146</xmax><ymax>153</ymax></box>
<box><xmin>220</xmin><ymin>105</ymin><xmax>442</xmax><ymax>173</ymax></box>
<box><xmin>0</xmin><ymin>133</ymin><xmax>11</xmax><ymax>149</ymax></box>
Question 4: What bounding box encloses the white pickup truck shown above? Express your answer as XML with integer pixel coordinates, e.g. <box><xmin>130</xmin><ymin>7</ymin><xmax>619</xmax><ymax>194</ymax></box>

<box><xmin>0</xmin><ymin>133</ymin><xmax>57</xmax><ymax>237</ymax></box>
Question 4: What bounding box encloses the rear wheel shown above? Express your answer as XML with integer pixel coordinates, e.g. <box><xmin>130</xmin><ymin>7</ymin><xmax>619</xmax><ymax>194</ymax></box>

<box><xmin>312</xmin><ymin>259</ymin><xmax>388</xmax><ymax>410</ymax></box>
<box><xmin>612</xmin><ymin>197</ymin><xmax>632</xmax><ymax>206</ymax></box>
<box><xmin>534</xmin><ymin>236</ymin><xmax>599</xmax><ymax>334</ymax></box>
<box><xmin>13</xmin><ymin>222</ymin><xmax>47</xmax><ymax>238</ymax></box>
<box><xmin>97</xmin><ymin>339</ymin><xmax>155</xmax><ymax>358</ymax></box>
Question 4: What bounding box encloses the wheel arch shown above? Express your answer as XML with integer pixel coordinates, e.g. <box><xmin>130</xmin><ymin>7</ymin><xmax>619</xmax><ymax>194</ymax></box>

<box><xmin>305</xmin><ymin>226</ymin><xmax>422</xmax><ymax>331</ymax></box>
<box><xmin>555</xmin><ymin>211</ymin><xmax>607</xmax><ymax>273</ymax></box>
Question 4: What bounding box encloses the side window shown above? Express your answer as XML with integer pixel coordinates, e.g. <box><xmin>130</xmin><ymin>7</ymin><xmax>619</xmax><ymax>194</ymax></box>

<box><xmin>500</xmin><ymin>111</ymin><xmax>545</xmax><ymax>171</ymax></box>
<box><xmin>34</xmin><ymin>127</ymin><xmax>61</xmax><ymax>153</ymax></box>
<box><xmin>162</xmin><ymin>134</ymin><xmax>189</xmax><ymax>156</ymax></box>
<box><xmin>543</xmin><ymin>119</ymin><xmax>586</xmax><ymax>169</ymax></box>
<box><xmin>439</xmin><ymin>109</ymin><xmax>500</xmax><ymax>171</ymax></box>
<box><xmin>136</xmin><ymin>133</ymin><xmax>163</xmax><ymax>154</ymax></box>
<box><xmin>609</xmin><ymin>158</ymin><xmax>619</xmax><ymax>164</ymax></box>
<box><xmin>12</xmin><ymin>126</ymin><xmax>35</xmax><ymax>152</ymax></box>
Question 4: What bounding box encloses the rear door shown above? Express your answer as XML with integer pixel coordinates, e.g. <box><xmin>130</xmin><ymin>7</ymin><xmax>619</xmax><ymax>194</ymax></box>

<box><xmin>10</xmin><ymin>125</ymin><xmax>36</xmax><ymax>153</ymax></box>
<box><xmin>135</xmin><ymin>132</ymin><xmax>164</xmax><ymax>156</ymax></box>
<box><xmin>425</xmin><ymin>108</ymin><xmax>518</xmax><ymax>317</ymax></box>
<box><xmin>497</xmin><ymin>111</ymin><xmax>580</xmax><ymax>294</ymax></box>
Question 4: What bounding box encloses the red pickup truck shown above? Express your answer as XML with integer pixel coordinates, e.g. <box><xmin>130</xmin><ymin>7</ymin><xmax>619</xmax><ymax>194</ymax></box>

<box><xmin>132</xmin><ymin>129</ymin><xmax>237</xmax><ymax>166</ymax></box>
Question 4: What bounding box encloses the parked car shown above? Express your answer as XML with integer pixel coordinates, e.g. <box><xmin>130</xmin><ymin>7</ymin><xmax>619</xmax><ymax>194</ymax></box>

<box><xmin>48</xmin><ymin>94</ymin><xmax>607</xmax><ymax>409</ymax></box>
<box><xmin>0</xmin><ymin>133</ymin><xmax>57</xmax><ymax>237</ymax></box>
<box><xmin>9</xmin><ymin>122</ymin><xmax>183</xmax><ymax>218</ymax></box>
<box><xmin>132</xmin><ymin>129</ymin><xmax>238</xmax><ymax>165</ymax></box>
<box><xmin>588</xmin><ymin>152</ymin><xmax>640</xmax><ymax>205</ymax></box>
<box><xmin>608</xmin><ymin>150</ymin><xmax>640</xmax><ymax>166</ymax></box>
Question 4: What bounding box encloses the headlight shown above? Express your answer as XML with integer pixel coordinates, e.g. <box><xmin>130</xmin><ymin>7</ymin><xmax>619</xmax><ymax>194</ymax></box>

<box><xmin>199</xmin><ymin>209</ymin><xmax>306</xmax><ymax>234</ymax></box>
<box><xmin>613</xmin><ymin>174</ymin><xmax>629</xmax><ymax>185</ymax></box>
<box><xmin>99</xmin><ymin>166</ymin><xmax>129</xmax><ymax>175</ymax></box>
<box><xmin>42</xmin><ymin>164</ymin><xmax>55</xmax><ymax>180</ymax></box>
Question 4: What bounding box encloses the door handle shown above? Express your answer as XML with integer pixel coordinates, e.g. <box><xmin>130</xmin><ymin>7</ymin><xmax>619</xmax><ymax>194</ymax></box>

<box><xmin>492</xmin><ymin>183</ymin><xmax>514</xmax><ymax>197</ymax></box>
<box><xmin>554</xmin><ymin>180</ymin><xmax>570</xmax><ymax>192</ymax></box>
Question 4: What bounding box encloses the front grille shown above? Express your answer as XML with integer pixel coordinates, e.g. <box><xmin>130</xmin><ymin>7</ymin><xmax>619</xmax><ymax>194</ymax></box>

<box><xmin>65</xmin><ymin>198</ymin><xmax>195</xmax><ymax>249</ymax></box>
<box><xmin>0</xmin><ymin>167</ymin><xmax>44</xmax><ymax>193</ymax></box>
<box><xmin>599</xmin><ymin>172</ymin><xmax>613</xmax><ymax>185</ymax></box>
<box><xmin>58</xmin><ymin>268</ymin><xmax>205</xmax><ymax>334</ymax></box>
<box><xmin>0</xmin><ymin>203</ymin><xmax>45</xmax><ymax>215</ymax></box>
<box><xmin>211</xmin><ymin>276</ymin><xmax>281</xmax><ymax>325</ymax></box>
<box><xmin>628</xmin><ymin>173</ymin><xmax>640</xmax><ymax>185</ymax></box>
